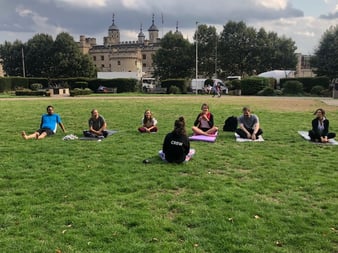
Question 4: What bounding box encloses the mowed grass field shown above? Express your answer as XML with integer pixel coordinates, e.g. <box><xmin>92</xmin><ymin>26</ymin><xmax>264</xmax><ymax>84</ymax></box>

<box><xmin>0</xmin><ymin>95</ymin><xmax>337</xmax><ymax>253</ymax></box>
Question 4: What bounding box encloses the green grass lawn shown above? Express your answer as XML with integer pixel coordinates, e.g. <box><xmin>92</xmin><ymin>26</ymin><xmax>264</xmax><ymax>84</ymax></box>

<box><xmin>0</xmin><ymin>95</ymin><xmax>337</xmax><ymax>253</ymax></box>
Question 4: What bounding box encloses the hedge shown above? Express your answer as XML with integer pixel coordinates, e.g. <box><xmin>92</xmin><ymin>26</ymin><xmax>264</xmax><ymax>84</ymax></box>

<box><xmin>0</xmin><ymin>77</ymin><xmax>12</xmax><ymax>92</ymax></box>
<box><xmin>87</xmin><ymin>78</ymin><xmax>138</xmax><ymax>93</ymax></box>
<box><xmin>161</xmin><ymin>79</ymin><xmax>188</xmax><ymax>94</ymax></box>
<box><xmin>15</xmin><ymin>90</ymin><xmax>48</xmax><ymax>96</ymax></box>
<box><xmin>240</xmin><ymin>77</ymin><xmax>269</xmax><ymax>95</ymax></box>
<box><xmin>280</xmin><ymin>77</ymin><xmax>330</xmax><ymax>93</ymax></box>
<box><xmin>0</xmin><ymin>77</ymin><xmax>138</xmax><ymax>93</ymax></box>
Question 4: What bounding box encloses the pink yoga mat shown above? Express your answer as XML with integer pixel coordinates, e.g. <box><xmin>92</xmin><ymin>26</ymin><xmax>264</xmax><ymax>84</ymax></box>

<box><xmin>189</xmin><ymin>132</ymin><xmax>218</xmax><ymax>142</ymax></box>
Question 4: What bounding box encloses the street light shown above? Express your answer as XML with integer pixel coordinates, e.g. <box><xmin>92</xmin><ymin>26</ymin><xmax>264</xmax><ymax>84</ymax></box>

<box><xmin>215</xmin><ymin>34</ymin><xmax>217</xmax><ymax>79</ymax></box>
<box><xmin>195</xmin><ymin>21</ymin><xmax>199</xmax><ymax>94</ymax></box>
<box><xmin>21</xmin><ymin>47</ymin><xmax>26</xmax><ymax>78</ymax></box>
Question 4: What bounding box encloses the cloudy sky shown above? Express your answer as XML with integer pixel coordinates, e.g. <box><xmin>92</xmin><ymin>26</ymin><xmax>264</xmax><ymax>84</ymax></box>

<box><xmin>0</xmin><ymin>0</ymin><xmax>337</xmax><ymax>54</ymax></box>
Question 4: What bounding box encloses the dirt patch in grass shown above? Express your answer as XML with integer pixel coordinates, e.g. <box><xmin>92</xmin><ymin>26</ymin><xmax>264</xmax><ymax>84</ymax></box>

<box><xmin>1</xmin><ymin>95</ymin><xmax>337</xmax><ymax>112</ymax></box>
<box><xmin>216</xmin><ymin>96</ymin><xmax>338</xmax><ymax>112</ymax></box>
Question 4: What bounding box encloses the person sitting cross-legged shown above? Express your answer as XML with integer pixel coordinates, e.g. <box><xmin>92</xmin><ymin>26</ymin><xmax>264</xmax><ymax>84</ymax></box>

<box><xmin>235</xmin><ymin>106</ymin><xmax>263</xmax><ymax>140</ymax></box>
<box><xmin>138</xmin><ymin>109</ymin><xmax>158</xmax><ymax>133</ymax></box>
<box><xmin>192</xmin><ymin>103</ymin><xmax>218</xmax><ymax>136</ymax></box>
<box><xmin>83</xmin><ymin>109</ymin><xmax>108</xmax><ymax>138</ymax></box>
<box><xmin>160</xmin><ymin>116</ymin><xmax>195</xmax><ymax>163</ymax></box>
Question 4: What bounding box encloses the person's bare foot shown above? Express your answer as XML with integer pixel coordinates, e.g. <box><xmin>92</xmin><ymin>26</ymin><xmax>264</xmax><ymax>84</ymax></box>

<box><xmin>21</xmin><ymin>131</ymin><xmax>28</xmax><ymax>140</ymax></box>
<box><xmin>320</xmin><ymin>137</ymin><xmax>327</xmax><ymax>143</ymax></box>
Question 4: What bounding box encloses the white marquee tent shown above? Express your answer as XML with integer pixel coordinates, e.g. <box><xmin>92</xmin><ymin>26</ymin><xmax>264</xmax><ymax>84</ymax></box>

<box><xmin>258</xmin><ymin>70</ymin><xmax>295</xmax><ymax>84</ymax></box>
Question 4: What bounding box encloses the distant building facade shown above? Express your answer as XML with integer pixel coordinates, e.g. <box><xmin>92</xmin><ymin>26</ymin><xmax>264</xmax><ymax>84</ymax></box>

<box><xmin>78</xmin><ymin>14</ymin><xmax>162</xmax><ymax>78</ymax></box>
<box><xmin>0</xmin><ymin>58</ymin><xmax>4</xmax><ymax>77</ymax></box>
<box><xmin>295</xmin><ymin>53</ymin><xmax>315</xmax><ymax>77</ymax></box>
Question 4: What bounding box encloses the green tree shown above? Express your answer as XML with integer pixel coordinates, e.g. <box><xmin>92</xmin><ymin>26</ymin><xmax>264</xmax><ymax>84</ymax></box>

<box><xmin>273</xmin><ymin>35</ymin><xmax>298</xmax><ymax>70</ymax></box>
<box><xmin>0</xmin><ymin>40</ymin><xmax>25</xmax><ymax>76</ymax></box>
<box><xmin>25</xmin><ymin>34</ymin><xmax>54</xmax><ymax>77</ymax></box>
<box><xmin>0</xmin><ymin>32</ymin><xmax>96</xmax><ymax>78</ymax></box>
<box><xmin>218</xmin><ymin>21</ymin><xmax>297</xmax><ymax>77</ymax></box>
<box><xmin>51</xmin><ymin>32</ymin><xmax>96</xmax><ymax>77</ymax></box>
<box><xmin>194</xmin><ymin>24</ymin><xmax>218</xmax><ymax>78</ymax></box>
<box><xmin>311</xmin><ymin>25</ymin><xmax>338</xmax><ymax>79</ymax></box>
<box><xmin>218</xmin><ymin>21</ymin><xmax>255</xmax><ymax>76</ymax></box>
<box><xmin>152</xmin><ymin>31</ymin><xmax>194</xmax><ymax>80</ymax></box>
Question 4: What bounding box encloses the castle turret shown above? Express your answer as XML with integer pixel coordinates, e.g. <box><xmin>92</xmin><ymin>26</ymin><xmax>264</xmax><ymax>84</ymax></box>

<box><xmin>138</xmin><ymin>23</ymin><xmax>145</xmax><ymax>44</ymax></box>
<box><xmin>104</xmin><ymin>13</ymin><xmax>120</xmax><ymax>46</ymax></box>
<box><xmin>174</xmin><ymin>21</ymin><xmax>182</xmax><ymax>36</ymax></box>
<box><xmin>148</xmin><ymin>14</ymin><xmax>159</xmax><ymax>43</ymax></box>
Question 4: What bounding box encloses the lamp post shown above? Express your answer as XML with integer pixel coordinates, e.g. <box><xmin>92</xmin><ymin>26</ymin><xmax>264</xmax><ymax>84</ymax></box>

<box><xmin>195</xmin><ymin>21</ymin><xmax>199</xmax><ymax>94</ymax></box>
<box><xmin>21</xmin><ymin>47</ymin><xmax>26</xmax><ymax>77</ymax></box>
<box><xmin>215</xmin><ymin>34</ymin><xmax>217</xmax><ymax>79</ymax></box>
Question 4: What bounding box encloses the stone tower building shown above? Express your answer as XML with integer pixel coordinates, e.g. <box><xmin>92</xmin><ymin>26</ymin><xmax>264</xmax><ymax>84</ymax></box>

<box><xmin>78</xmin><ymin>14</ymin><xmax>161</xmax><ymax>78</ymax></box>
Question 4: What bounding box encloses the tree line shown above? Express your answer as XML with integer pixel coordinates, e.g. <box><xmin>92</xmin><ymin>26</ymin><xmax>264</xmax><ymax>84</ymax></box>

<box><xmin>0</xmin><ymin>32</ymin><xmax>96</xmax><ymax>78</ymax></box>
<box><xmin>153</xmin><ymin>22</ymin><xmax>338</xmax><ymax>80</ymax></box>
<box><xmin>1</xmin><ymin>21</ymin><xmax>337</xmax><ymax>80</ymax></box>
<box><xmin>153</xmin><ymin>21</ymin><xmax>299</xmax><ymax>80</ymax></box>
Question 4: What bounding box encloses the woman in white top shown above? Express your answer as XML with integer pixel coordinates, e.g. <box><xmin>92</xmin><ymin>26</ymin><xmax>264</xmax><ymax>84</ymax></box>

<box><xmin>138</xmin><ymin>109</ymin><xmax>158</xmax><ymax>133</ymax></box>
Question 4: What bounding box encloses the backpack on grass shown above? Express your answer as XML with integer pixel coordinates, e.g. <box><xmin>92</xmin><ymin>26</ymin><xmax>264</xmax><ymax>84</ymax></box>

<box><xmin>223</xmin><ymin>116</ymin><xmax>238</xmax><ymax>132</ymax></box>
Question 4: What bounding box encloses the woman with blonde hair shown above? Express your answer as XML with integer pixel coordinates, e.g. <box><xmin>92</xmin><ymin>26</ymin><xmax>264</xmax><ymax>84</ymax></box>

<box><xmin>138</xmin><ymin>109</ymin><xmax>158</xmax><ymax>133</ymax></box>
<box><xmin>192</xmin><ymin>103</ymin><xmax>218</xmax><ymax>136</ymax></box>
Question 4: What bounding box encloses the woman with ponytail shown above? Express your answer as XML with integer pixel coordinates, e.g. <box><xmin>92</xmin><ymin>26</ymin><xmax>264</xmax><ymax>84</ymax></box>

<box><xmin>160</xmin><ymin>116</ymin><xmax>195</xmax><ymax>163</ymax></box>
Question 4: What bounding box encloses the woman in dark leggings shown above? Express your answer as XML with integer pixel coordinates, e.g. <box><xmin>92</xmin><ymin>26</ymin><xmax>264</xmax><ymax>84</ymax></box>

<box><xmin>309</xmin><ymin>108</ymin><xmax>336</xmax><ymax>143</ymax></box>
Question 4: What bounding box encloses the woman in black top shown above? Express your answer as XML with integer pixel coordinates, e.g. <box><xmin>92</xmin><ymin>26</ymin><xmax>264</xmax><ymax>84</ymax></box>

<box><xmin>161</xmin><ymin>117</ymin><xmax>195</xmax><ymax>163</ymax></box>
<box><xmin>309</xmin><ymin>108</ymin><xmax>336</xmax><ymax>143</ymax></box>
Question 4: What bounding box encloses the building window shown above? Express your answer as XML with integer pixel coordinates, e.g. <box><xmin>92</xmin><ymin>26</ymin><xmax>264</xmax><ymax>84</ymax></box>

<box><xmin>135</xmin><ymin>61</ymin><xmax>137</xmax><ymax>65</ymax></box>
<box><xmin>142</xmin><ymin>54</ymin><xmax>146</xmax><ymax>60</ymax></box>
<box><xmin>301</xmin><ymin>55</ymin><xmax>311</xmax><ymax>69</ymax></box>
<box><xmin>93</xmin><ymin>56</ymin><xmax>96</xmax><ymax>61</ymax></box>
<box><xmin>118</xmin><ymin>61</ymin><xmax>121</xmax><ymax>65</ymax></box>
<box><xmin>101</xmin><ymin>55</ymin><xmax>104</xmax><ymax>61</ymax></box>
<box><xmin>101</xmin><ymin>64</ymin><xmax>104</xmax><ymax>68</ymax></box>
<box><xmin>143</xmin><ymin>63</ymin><xmax>146</xmax><ymax>67</ymax></box>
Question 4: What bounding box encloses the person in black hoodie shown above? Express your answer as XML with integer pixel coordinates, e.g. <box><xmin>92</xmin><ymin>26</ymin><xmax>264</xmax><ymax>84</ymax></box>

<box><xmin>309</xmin><ymin>108</ymin><xmax>336</xmax><ymax>143</ymax></box>
<box><xmin>160</xmin><ymin>116</ymin><xmax>195</xmax><ymax>163</ymax></box>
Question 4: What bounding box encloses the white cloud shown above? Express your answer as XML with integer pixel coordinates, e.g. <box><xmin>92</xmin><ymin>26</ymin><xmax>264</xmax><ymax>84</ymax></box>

<box><xmin>251</xmin><ymin>15</ymin><xmax>337</xmax><ymax>53</ymax></box>
<box><xmin>58</xmin><ymin>0</ymin><xmax>108</xmax><ymax>7</ymax></box>
<box><xmin>295</xmin><ymin>31</ymin><xmax>315</xmax><ymax>37</ymax></box>
<box><xmin>15</xmin><ymin>5</ymin><xmax>68</xmax><ymax>39</ymax></box>
<box><xmin>278</xmin><ymin>18</ymin><xmax>297</xmax><ymax>25</ymax></box>
<box><xmin>121</xmin><ymin>0</ymin><xmax>143</xmax><ymax>9</ymax></box>
<box><xmin>257</xmin><ymin>0</ymin><xmax>287</xmax><ymax>10</ymax></box>
<box><xmin>16</xmin><ymin>6</ymin><xmax>49</xmax><ymax>24</ymax></box>
<box><xmin>16</xmin><ymin>7</ymin><xmax>34</xmax><ymax>17</ymax></box>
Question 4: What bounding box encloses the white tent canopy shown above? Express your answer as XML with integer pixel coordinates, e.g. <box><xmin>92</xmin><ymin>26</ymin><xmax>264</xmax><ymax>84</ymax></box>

<box><xmin>258</xmin><ymin>70</ymin><xmax>295</xmax><ymax>84</ymax></box>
